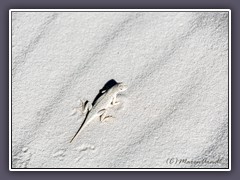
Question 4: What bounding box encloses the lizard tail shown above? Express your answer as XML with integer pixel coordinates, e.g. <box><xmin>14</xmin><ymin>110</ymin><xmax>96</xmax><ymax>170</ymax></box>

<box><xmin>69</xmin><ymin>121</ymin><xmax>84</xmax><ymax>143</ymax></box>
<box><xmin>70</xmin><ymin>129</ymin><xmax>80</xmax><ymax>143</ymax></box>
<box><xmin>69</xmin><ymin>111</ymin><xmax>90</xmax><ymax>143</ymax></box>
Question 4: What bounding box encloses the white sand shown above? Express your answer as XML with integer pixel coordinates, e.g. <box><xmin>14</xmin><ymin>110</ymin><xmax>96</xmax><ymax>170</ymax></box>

<box><xmin>11</xmin><ymin>11</ymin><xmax>229</xmax><ymax>169</ymax></box>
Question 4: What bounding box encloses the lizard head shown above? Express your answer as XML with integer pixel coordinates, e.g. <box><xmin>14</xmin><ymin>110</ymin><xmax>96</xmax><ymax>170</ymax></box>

<box><xmin>116</xmin><ymin>82</ymin><xmax>128</xmax><ymax>92</ymax></box>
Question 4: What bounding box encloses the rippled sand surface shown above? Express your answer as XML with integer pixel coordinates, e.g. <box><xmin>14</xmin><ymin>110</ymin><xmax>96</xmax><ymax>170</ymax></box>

<box><xmin>11</xmin><ymin>11</ymin><xmax>229</xmax><ymax>168</ymax></box>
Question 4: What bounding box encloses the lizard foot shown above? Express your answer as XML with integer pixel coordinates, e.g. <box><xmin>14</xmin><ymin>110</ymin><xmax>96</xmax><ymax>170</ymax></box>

<box><xmin>100</xmin><ymin>115</ymin><xmax>115</xmax><ymax>122</ymax></box>
<box><xmin>70</xmin><ymin>99</ymin><xmax>91</xmax><ymax>116</ymax></box>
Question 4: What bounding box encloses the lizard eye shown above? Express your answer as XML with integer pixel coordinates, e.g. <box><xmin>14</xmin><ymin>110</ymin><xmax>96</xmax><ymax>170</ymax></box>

<box><xmin>118</xmin><ymin>83</ymin><xmax>127</xmax><ymax>91</ymax></box>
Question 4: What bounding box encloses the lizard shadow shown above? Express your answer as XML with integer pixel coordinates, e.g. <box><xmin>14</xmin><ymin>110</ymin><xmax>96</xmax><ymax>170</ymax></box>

<box><xmin>92</xmin><ymin>79</ymin><xmax>118</xmax><ymax>106</ymax></box>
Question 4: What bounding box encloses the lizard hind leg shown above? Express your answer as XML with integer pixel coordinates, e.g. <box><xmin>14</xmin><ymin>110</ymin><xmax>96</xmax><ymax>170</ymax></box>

<box><xmin>71</xmin><ymin>100</ymin><xmax>92</xmax><ymax>116</ymax></box>
<box><xmin>82</xmin><ymin>100</ymin><xmax>92</xmax><ymax>113</ymax></box>
<box><xmin>99</xmin><ymin>109</ymin><xmax>115</xmax><ymax>122</ymax></box>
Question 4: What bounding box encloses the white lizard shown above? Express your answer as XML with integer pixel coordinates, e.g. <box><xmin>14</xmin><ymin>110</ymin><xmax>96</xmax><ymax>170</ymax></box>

<box><xmin>70</xmin><ymin>82</ymin><xmax>128</xmax><ymax>143</ymax></box>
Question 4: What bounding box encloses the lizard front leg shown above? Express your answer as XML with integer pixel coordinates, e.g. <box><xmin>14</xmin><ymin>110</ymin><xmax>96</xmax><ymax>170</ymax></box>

<box><xmin>111</xmin><ymin>95</ymin><xmax>120</xmax><ymax>106</ymax></box>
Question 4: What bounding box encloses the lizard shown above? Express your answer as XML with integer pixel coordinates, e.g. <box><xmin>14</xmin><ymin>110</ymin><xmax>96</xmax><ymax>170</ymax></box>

<box><xmin>70</xmin><ymin>82</ymin><xmax>128</xmax><ymax>143</ymax></box>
